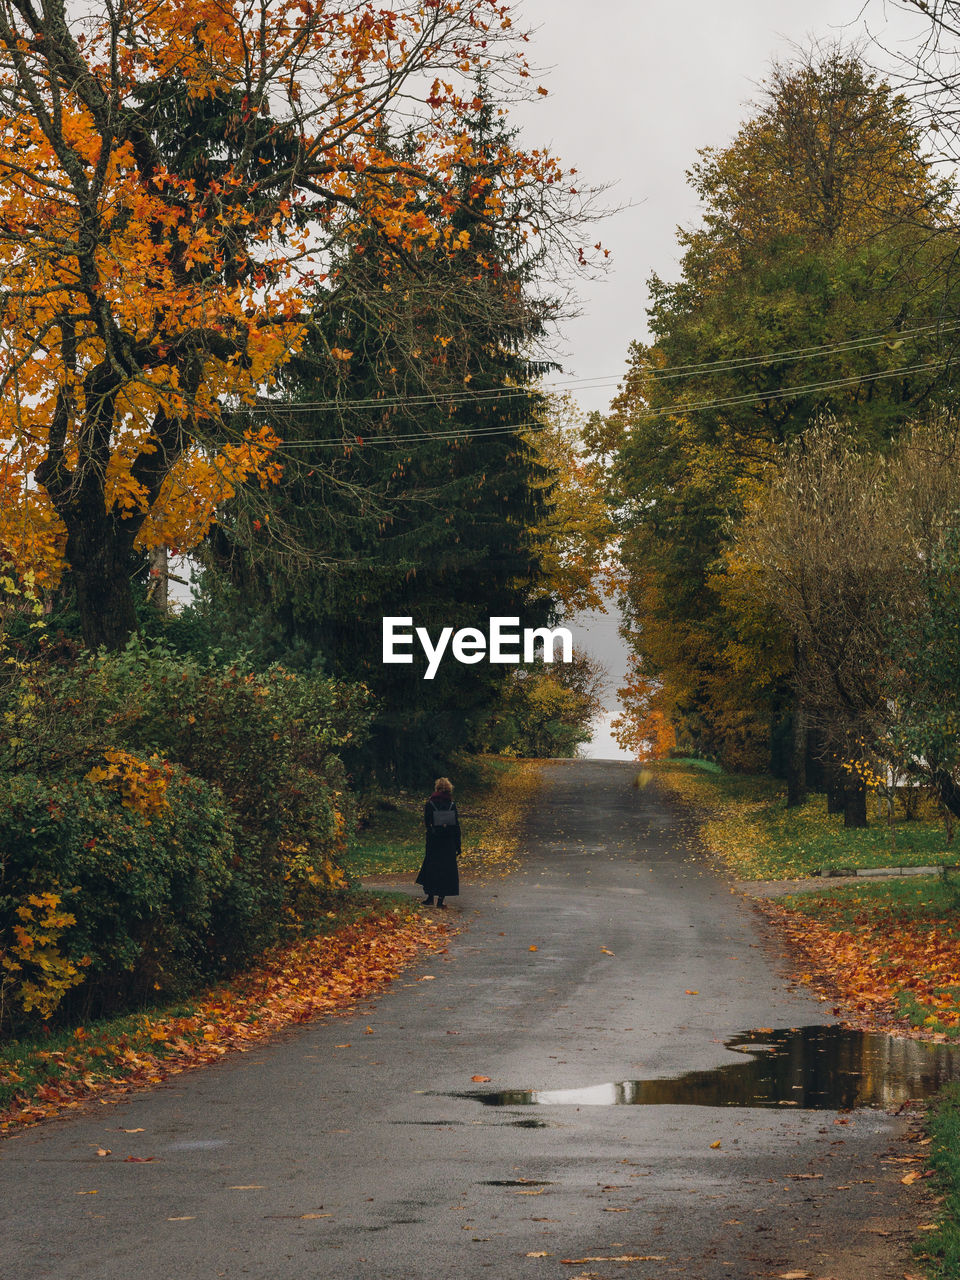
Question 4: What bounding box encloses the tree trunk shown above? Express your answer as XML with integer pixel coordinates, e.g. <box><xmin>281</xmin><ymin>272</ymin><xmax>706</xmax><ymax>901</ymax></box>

<box><xmin>786</xmin><ymin>689</ymin><xmax>807</xmax><ymax>808</ymax></box>
<box><xmin>784</xmin><ymin>640</ymin><xmax>808</xmax><ymax>807</ymax></box>
<box><xmin>843</xmin><ymin>773</ymin><xmax>868</xmax><ymax>828</ymax></box>
<box><xmin>148</xmin><ymin>545</ymin><xmax>169</xmax><ymax>615</ymax></box>
<box><xmin>825</xmin><ymin>762</ymin><xmax>845</xmax><ymax>814</ymax></box>
<box><xmin>805</xmin><ymin>726</ymin><xmax>826</xmax><ymax>793</ymax></box>
<box><xmin>63</xmin><ymin>513</ymin><xmax>140</xmax><ymax>650</ymax></box>
<box><xmin>934</xmin><ymin>769</ymin><xmax>960</xmax><ymax>822</ymax></box>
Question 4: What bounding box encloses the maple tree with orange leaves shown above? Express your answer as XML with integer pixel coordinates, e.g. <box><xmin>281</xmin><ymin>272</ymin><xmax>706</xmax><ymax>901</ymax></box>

<box><xmin>0</xmin><ymin>0</ymin><xmax>587</xmax><ymax>647</ymax></box>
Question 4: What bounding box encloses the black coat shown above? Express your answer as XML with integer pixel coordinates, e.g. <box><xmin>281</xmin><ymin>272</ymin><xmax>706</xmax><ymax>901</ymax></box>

<box><xmin>415</xmin><ymin>794</ymin><xmax>461</xmax><ymax>897</ymax></box>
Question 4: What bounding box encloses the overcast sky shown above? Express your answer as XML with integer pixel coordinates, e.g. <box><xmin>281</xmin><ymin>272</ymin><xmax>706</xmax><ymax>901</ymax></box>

<box><xmin>509</xmin><ymin>0</ymin><xmax>930</xmax><ymax>757</ymax></box>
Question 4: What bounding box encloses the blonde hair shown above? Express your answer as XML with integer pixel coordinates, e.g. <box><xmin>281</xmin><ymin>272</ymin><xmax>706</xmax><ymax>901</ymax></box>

<box><xmin>434</xmin><ymin>777</ymin><xmax>453</xmax><ymax>795</ymax></box>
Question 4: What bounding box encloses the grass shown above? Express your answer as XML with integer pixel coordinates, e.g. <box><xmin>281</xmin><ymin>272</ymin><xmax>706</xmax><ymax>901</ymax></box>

<box><xmin>919</xmin><ymin>1082</ymin><xmax>960</xmax><ymax>1279</ymax></box>
<box><xmin>341</xmin><ymin>755</ymin><xmax>536</xmax><ymax>880</ymax></box>
<box><xmin>655</xmin><ymin>759</ymin><xmax>954</xmax><ymax>880</ymax></box>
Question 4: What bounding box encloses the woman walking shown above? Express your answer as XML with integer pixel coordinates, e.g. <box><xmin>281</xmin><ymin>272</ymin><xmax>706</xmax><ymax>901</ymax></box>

<box><xmin>415</xmin><ymin>776</ymin><xmax>461</xmax><ymax>908</ymax></box>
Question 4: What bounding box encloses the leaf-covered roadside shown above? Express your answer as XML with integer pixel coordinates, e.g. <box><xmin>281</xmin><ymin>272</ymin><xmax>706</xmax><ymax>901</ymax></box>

<box><xmin>761</xmin><ymin>883</ymin><xmax>960</xmax><ymax>1031</ymax></box>
<box><xmin>0</xmin><ymin>901</ymin><xmax>446</xmax><ymax>1135</ymax></box>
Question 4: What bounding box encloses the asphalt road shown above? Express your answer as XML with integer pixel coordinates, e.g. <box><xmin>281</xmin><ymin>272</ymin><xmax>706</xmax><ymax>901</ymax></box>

<box><xmin>1</xmin><ymin>760</ymin><xmax>926</xmax><ymax>1280</ymax></box>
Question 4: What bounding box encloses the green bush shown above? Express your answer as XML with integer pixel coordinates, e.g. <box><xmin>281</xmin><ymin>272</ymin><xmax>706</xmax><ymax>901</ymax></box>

<box><xmin>4</xmin><ymin>641</ymin><xmax>370</xmax><ymax>872</ymax></box>
<box><xmin>0</xmin><ymin>641</ymin><xmax>373</xmax><ymax>1032</ymax></box>
<box><xmin>0</xmin><ymin>769</ymin><xmax>241</xmax><ymax>1026</ymax></box>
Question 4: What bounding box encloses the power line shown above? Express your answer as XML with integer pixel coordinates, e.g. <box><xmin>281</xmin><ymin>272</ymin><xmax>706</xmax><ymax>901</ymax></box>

<box><xmin>242</xmin><ymin>358</ymin><xmax>949</xmax><ymax>449</ymax></box>
<box><xmin>241</xmin><ymin>319</ymin><xmax>960</xmax><ymax>417</ymax></box>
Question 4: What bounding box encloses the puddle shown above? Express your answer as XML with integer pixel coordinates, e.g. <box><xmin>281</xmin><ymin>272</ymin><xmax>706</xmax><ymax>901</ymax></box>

<box><xmin>458</xmin><ymin>1026</ymin><xmax>960</xmax><ymax>1111</ymax></box>
<box><xmin>482</xmin><ymin>1179</ymin><xmax>554</xmax><ymax>1187</ymax></box>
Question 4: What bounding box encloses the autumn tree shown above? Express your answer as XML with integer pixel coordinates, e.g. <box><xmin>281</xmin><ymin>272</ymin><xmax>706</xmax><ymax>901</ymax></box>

<box><xmin>0</xmin><ymin>0</ymin><xmax>592</xmax><ymax>650</ymax></box>
<box><xmin>611</xmin><ymin>49</ymin><xmax>960</xmax><ymax>781</ymax></box>
<box><xmin>525</xmin><ymin>393</ymin><xmax>617</xmax><ymax>617</ymax></box>
<box><xmin>477</xmin><ymin>648</ymin><xmax>607</xmax><ymax>758</ymax></box>
<box><xmin>732</xmin><ymin>419</ymin><xmax>960</xmax><ymax>826</ymax></box>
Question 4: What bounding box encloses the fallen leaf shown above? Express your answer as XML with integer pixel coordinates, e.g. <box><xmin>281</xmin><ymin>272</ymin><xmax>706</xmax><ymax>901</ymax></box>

<box><xmin>471</xmin><ymin>1075</ymin><xmax>491</xmax><ymax>1082</ymax></box>
<box><xmin>684</xmin><ymin>990</ymin><xmax>698</xmax><ymax>996</ymax></box>
<box><xmin>418</xmin><ymin>975</ymin><xmax>436</xmax><ymax>981</ymax></box>
<box><xmin>709</xmin><ymin>1140</ymin><xmax>722</xmax><ymax>1149</ymax></box>
<box><xmin>228</xmin><ymin>1184</ymin><xmax>264</xmax><ymax>1189</ymax></box>
<box><xmin>167</xmin><ymin>1216</ymin><xmax>196</xmax><ymax>1221</ymax></box>
<box><xmin>778</xmin><ymin>1272</ymin><xmax>810</xmax><ymax>1279</ymax></box>
<box><xmin>515</xmin><ymin>1188</ymin><xmax>543</xmax><ymax>1195</ymax></box>
<box><xmin>786</xmin><ymin>1173</ymin><xmax>822</xmax><ymax>1180</ymax></box>
<box><xmin>529</xmin><ymin>945</ymin><xmax>538</xmax><ymax>952</ymax></box>
<box><xmin>120</xmin><ymin>1128</ymin><xmax>144</xmax><ymax>1134</ymax></box>
<box><xmin>600</xmin><ymin>948</ymin><xmax>615</xmax><ymax>955</ymax></box>
<box><xmin>334</xmin><ymin>1044</ymin><xmax>351</xmax><ymax>1049</ymax></box>
<box><xmin>96</xmin><ymin>1148</ymin><xmax>111</xmax><ymax>1157</ymax></box>
<box><xmin>76</xmin><ymin>1190</ymin><xmax>99</xmax><ymax>1195</ymax></box>
<box><xmin>300</xmin><ymin>1213</ymin><xmax>332</xmax><ymax>1219</ymax></box>
<box><xmin>561</xmin><ymin>1258</ymin><xmax>665</xmax><ymax>1265</ymax></box>
<box><xmin>526</xmin><ymin>1252</ymin><xmax>549</xmax><ymax>1257</ymax></box>
<box><xmin>123</xmin><ymin>1156</ymin><xmax>154</xmax><ymax>1162</ymax></box>
<box><xmin>901</xmin><ymin>1170</ymin><xmax>921</xmax><ymax>1185</ymax></box>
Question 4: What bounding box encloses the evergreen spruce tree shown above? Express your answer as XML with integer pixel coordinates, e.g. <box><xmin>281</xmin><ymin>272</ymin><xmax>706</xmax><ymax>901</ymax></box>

<box><xmin>201</xmin><ymin>98</ymin><xmax>558</xmax><ymax>781</ymax></box>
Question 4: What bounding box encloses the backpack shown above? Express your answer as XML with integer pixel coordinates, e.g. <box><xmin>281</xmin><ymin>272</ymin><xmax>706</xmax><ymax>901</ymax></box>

<box><xmin>430</xmin><ymin>801</ymin><xmax>457</xmax><ymax>828</ymax></box>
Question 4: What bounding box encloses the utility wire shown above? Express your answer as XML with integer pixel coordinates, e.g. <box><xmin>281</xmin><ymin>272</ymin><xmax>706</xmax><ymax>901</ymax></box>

<box><xmin>240</xmin><ymin>319</ymin><xmax>960</xmax><ymax>417</ymax></box>
<box><xmin>239</xmin><ymin>358</ymin><xmax>949</xmax><ymax>449</ymax></box>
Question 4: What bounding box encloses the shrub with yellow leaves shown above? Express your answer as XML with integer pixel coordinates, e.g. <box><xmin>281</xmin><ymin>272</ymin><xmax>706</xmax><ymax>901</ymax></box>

<box><xmin>0</xmin><ymin>893</ymin><xmax>85</xmax><ymax>1019</ymax></box>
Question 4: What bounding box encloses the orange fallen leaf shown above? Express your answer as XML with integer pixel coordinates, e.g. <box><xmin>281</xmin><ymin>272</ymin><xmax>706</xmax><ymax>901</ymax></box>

<box><xmin>471</xmin><ymin>1075</ymin><xmax>491</xmax><ymax>1082</ymax></box>
<box><xmin>96</xmin><ymin>1147</ymin><xmax>111</xmax><ymax>1157</ymax></box>
<box><xmin>529</xmin><ymin>945</ymin><xmax>538</xmax><ymax>952</ymax></box>
<box><xmin>709</xmin><ymin>1140</ymin><xmax>721</xmax><ymax>1149</ymax></box>
<box><xmin>684</xmin><ymin>990</ymin><xmax>699</xmax><ymax>995</ymax></box>
<box><xmin>778</xmin><ymin>1272</ymin><xmax>810</xmax><ymax>1279</ymax></box>
<box><xmin>120</xmin><ymin>1128</ymin><xmax>145</xmax><ymax>1134</ymax></box>
<box><xmin>901</xmin><ymin>1170</ymin><xmax>921</xmax><ymax>1185</ymax></box>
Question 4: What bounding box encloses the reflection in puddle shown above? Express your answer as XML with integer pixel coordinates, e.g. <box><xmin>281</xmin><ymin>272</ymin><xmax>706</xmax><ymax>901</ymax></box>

<box><xmin>460</xmin><ymin>1026</ymin><xmax>960</xmax><ymax>1111</ymax></box>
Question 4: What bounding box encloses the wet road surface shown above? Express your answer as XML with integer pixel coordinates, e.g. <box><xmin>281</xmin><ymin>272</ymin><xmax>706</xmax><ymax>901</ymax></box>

<box><xmin>0</xmin><ymin>760</ymin><xmax>928</xmax><ymax>1279</ymax></box>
